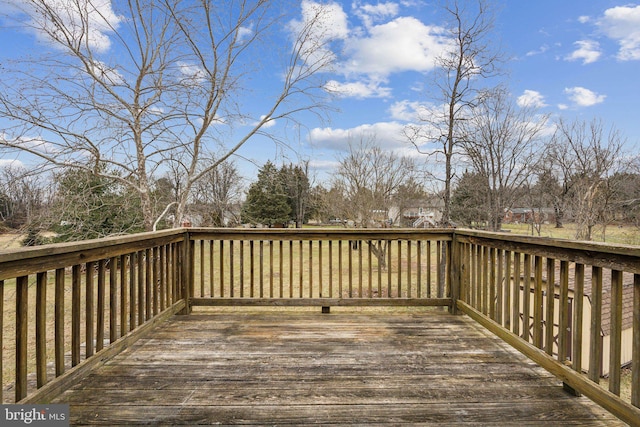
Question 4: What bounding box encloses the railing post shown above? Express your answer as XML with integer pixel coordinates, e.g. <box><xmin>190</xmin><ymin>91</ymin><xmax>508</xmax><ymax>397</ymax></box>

<box><xmin>449</xmin><ymin>231</ymin><xmax>460</xmax><ymax>314</ymax></box>
<box><xmin>179</xmin><ymin>230</ymin><xmax>194</xmax><ymax>315</ymax></box>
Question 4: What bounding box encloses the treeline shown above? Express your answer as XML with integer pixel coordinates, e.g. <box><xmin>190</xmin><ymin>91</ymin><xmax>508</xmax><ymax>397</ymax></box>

<box><xmin>2</xmin><ymin>119</ymin><xmax>640</xmax><ymax>244</ymax></box>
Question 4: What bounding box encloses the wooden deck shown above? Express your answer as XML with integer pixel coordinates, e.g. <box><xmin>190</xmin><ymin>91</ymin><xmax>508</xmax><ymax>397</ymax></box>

<box><xmin>51</xmin><ymin>309</ymin><xmax>624</xmax><ymax>426</ymax></box>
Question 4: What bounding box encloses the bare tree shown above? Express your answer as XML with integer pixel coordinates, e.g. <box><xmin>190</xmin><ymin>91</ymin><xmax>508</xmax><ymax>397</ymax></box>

<box><xmin>405</xmin><ymin>0</ymin><xmax>502</xmax><ymax>226</ymax></box>
<box><xmin>461</xmin><ymin>87</ymin><xmax>548</xmax><ymax>231</ymax></box>
<box><xmin>549</xmin><ymin>118</ymin><xmax>625</xmax><ymax>240</ymax></box>
<box><xmin>331</xmin><ymin>136</ymin><xmax>419</xmax><ymax>268</ymax></box>
<box><xmin>192</xmin><ymin>160</ymin><xmax>244</xmax><ymax>227</ymax></box>
<box><xmin>0</xmin><ymin>0</ymin><xmax>335</xmax><ymax>230</ymax></box>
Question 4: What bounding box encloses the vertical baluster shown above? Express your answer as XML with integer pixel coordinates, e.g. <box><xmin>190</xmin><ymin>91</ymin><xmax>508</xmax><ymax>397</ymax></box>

<box><xmin>416</xmin><ymin>241</ymin><xmax>422</xmax><ymax>299</ymax></box>
<box><xmin>558</xmin><ymin>261</ymin><xmax>570</xmax><ymax>362</ymax></box>
<box><xmin>209</xmin><ymin>240</ymin><xmax>215</xmax><ymax>297</ymax></box>
<box><xmin>348</xmin><ymin>240</ymin><xmax>353</xmax><ymax>298</ymax></box>
<box><xmin>426</xmin><ymin>241</ymin><xmax>432</xmax><ymax>298</ymax></box>
<box><xmin>308</xmin><ymin>240</ymin><xmax>313</xmax><ymax>298</ymax></box>
<box><xmin>220</xmin><ymin>240</ymin><xmax>225</xmax><ymax>298</ymax></box>
<box><xmin>545</xmin><ymin>258</ymin><xmax>556</xmax><ymax>355</ymax></box>
<box><xmin>270</xmin><ymin>241</ymin><xmax>274</xmax><ymax>298</ymax></box>
<box><xmin>482</xmin><ymin>247</ymin><xmax>488</xmax><ymax>315</ymax></box>
<box><xmin>387</xmin><ymin>240</ymin><xmax>392</xmax><ymax>297</ymax></box>
<box><xmin>504</xmin><ymin>250</ymin><xmax>512</xmax><ymax>330</ymax></box>
<box><xmin>512</xmin><ymin>252</ymin><xmax>521</xmax><ymax>337</ymax></box>
<box><xmin>378</xmin><ymin>240</ymin><xmax>383</xmax><ymax>297</ymax></box>
<box><xmin>86</xmin><ymin>261</ymin><xmax>95</xmax><ymax>358</ymax></box>
<box><xmin>609</xmin><ymin>269</ymin><xmax>623</xmax><ymax>396</ymax></box>
<box><xmin>250</xmin><ymin>240</ymin><xmax>255</xmax><ymax>298</ymax></box>
<box><xmin>573</xmin><ymin>264</ymin><xmax>585</xmax><ymax>373</ymax></box>
<box><xmin>299</xmin><ymin>240</ymin><xmax>303</xmax><ymax>298</ymax></box>
<box><xmin>522</xmin><ymin>254</ymin><xmax>531</xmax><ymax>342</ymax></box>
<box><xmin>230</xmin><ymin>240</ymin><xmax>235</xmax><ymax>298</ymax></box>
<box><xmin>358</xmin><ymin>240</ymin><xmax>363</xmax><ymax>298</ymax></box>
<box><xmin>397</xmin><ymin>240</ymin><xmax>402</xmax><ymax>298</ymax></box>
<box><xmin>328</xmin><ymin>240</ymin><xmax>333</xmax><ymax>298</ymax></box>
<box><xmin>533</xmin><ymin>256</ymin><xmax>544</xmax><ymax>349</ymax></box>
<box><xmin>407</xmin><ymin>241</ymin><xmax>412</xmax><ymax>298</ymax></box>
<box><xmin>72</xmin><ymin>265</ymin><xmax>81</xmax><ymax>367</ymax></box>
<box><xmin>110</xmin><ymin>257</ymin><xmax>118</xmax><ymax>343</ymax></box>
<box><xmin>490</xmin><ymin>248</ymin><xmax>497</xmax><ymax>320</ymax></box>
<box><xmin>589</xmin><ymin>266</ymin><xmax>603</xmax><ymax>382</ymax></box>
<box><xmin>289</xmin><ymin>240</ymin><xmax>294</xmax><ymax>298</ymax></box>
<box><xmin>158</xmin><ymin>247</ymin><xmax>166</xmax><ymax>312</ymax></box>
<box><xmin>16</xmin><ymin>275</ymin><xmax>28</xmax><ymax>401</ymax></box>
<box><xmin>470</xmin><ymin>244</ymin><xmax>477</xmax><ymax>308</ymax></box>
<box><xmin>145</xmin><ymin>249</ymin><xmax>152</xmax><ymax>321</ymax></box>
<box><xmin>632</xmin><ymin>273</ymin><xmax>639</xmax><ymax>407</ymax></box>
<box><xmin>97</xmin><ymin>260</ymin><xmax>106</xmax><ymax>352</ymax></box>
<box><xmin>496</xmin><ymin>249</ymin><xmax>503</xmax><ymax>325</ymax></box>
<box><xmin>119</xmin><ymin>255</ymin><xmax>127</xmax><ymax>337</ymax></box>
<box><xmin>318</xmin><ymin>240</ymin><xmax>323</xmax><ymax>298</ymax></box>
<box><xmin>130</xmin><ymin>253</ymin><xmax>137</xmax><ymax>330</ymax></box>
<box><xmin>338</xmin><ymin>240</ymin><xmax>343</xmax><ymax>298</ymax></box>
<box><xmin>137</xmin><ymin>252</ymin><xmax>144</xmax><ymax>326</ymax></box>
<box><xmin>240</xmin><ymin>240</ymin><xmax>245</xmax><ymax>298</ymax></box>
<box><xmin>368</xmin><ymin>241</ymin><xmax>373</xmax><ymax>298</ymax></box>
<box><xmin>200</xmin><ymin>241</ymin><xmax>205</xmax><ymax>297</ymax></box>
<box><xmin>36</xmin><ymin>271</ymin><xmax>47</xmax><ymax>388</ymax></box>
<box><xmin>260</xmin><ymin>240</ymin><xmax>265</xmax><ymax>298</ymax></box>
<box><xmin>279</xmin><ymin>241</ymin><xmax>284</xmax><ymax>298</ymax></box>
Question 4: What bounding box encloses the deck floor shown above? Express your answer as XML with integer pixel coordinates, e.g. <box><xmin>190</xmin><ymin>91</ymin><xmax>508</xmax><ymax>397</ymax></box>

<box><xmin>52</xmin><ymin>309</ymin><xmax>624</xmax><ymax>426</ymax></box>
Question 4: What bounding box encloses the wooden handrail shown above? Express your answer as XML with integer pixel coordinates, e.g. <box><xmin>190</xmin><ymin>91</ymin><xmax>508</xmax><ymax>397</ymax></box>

<box><xmin>0</xmin><ymin>229</ymin><xmax>186</xmax><ymax>403</ymax></box>
<box><xmin>453</xmin><ymin>229</ymin><xmax>640</xmax><ymax>426</ymax></box>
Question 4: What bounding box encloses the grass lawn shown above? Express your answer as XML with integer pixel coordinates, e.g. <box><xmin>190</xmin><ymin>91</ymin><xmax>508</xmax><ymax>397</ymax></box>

<box><xmin>501</xmin><ymin>223</ymin><xmax>640</xmax><ymax>245</ymax></box>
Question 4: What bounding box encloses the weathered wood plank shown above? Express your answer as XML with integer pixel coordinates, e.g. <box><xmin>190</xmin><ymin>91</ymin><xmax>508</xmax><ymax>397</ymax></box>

<box><xmin>50</xmin><ymin>312</ymin><xmax>624</xmax><ymax>425</ymax></box>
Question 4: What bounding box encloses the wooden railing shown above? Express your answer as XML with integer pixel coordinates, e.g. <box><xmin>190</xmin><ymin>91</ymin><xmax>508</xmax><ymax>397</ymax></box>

<box><xmin>0</xmin><ymin>227</ymin><xmax>638</xmax><ymax>425</ymax></box>
<box><xmin>0</xmin><ymin>229</ymin><xmax>188</xmax><ymax>404</ymax></box>
<box><xmin>187</xmin><ymin>229</ymin><xmax>452</xmax><ymax>308</ymax></box>
<box><xmin>454</xmin><ymin>230</ymin><xmax>640</xmax><ymax>426</ymax></box>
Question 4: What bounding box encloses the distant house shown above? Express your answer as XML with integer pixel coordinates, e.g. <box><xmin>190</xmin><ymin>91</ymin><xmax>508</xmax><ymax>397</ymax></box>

<box><xmin>400</xmin><ymin>196</ymin><xmax>444</xmax><ymax>228</ymax></box>
<box><xmin>504</xmin><ymin>207</ymin><xmax>556</xmax><ymax>225</ymax></box>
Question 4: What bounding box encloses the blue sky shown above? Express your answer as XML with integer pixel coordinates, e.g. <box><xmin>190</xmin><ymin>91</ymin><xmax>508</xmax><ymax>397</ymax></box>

<box><xmin>242</xmin><ymin>0</ymin><xmax>640</xmax><ymax>183</ymax></box>
<box><xmin>1</xmin><ymin>0</ymin><xmax>640</xmax><ymax>185</ymax></box>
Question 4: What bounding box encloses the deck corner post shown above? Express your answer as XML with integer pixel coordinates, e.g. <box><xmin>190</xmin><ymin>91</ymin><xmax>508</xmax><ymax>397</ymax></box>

<box><xmin>179</xmin><ymin>230</ymin><xmax>194</xmax><ymax>315</ymax></box>
<box><xmin>449</xmin><ymin>231</ymin><xmax>461</xmax><ymax>315</ymax></box>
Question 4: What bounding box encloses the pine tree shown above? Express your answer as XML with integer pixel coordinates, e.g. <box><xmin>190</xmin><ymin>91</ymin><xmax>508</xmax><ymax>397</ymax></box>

<box><xmin>242</xmin><ymin>162</ymin><xmax>291</xmax><ymax>227</ymax></box>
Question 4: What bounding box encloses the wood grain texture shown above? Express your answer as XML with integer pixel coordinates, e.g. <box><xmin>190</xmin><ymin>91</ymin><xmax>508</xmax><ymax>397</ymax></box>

<box><xmin>51</xmin><ymin>311</ymin><xmax>623</xmax><ymax>425</ymax></box>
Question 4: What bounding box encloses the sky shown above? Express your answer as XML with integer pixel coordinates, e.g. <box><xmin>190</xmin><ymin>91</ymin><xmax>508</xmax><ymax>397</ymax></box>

<box><xmin>1</xmin><ymin>0</ymin><xmax>640</xmax><ymax>186</ymax></box>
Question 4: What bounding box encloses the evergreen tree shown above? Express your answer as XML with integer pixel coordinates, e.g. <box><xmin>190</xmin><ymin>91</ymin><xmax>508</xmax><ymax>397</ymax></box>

<box><xmin>242</xmin><ymin>162</ymin><xmax>291</xmax><ymax>227</ymax></box>
<box><xmin>279</xmin><ymin>163</ymin><xmax>311</xmax><ymax>227</ymax></box>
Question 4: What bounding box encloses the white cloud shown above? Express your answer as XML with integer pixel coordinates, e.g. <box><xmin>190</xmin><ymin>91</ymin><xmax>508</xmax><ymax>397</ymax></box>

<box><xmin>256</xmin><ymin>115</ymin><xmax>276</xmax><ymax>128</ymax></box>
<box><xmin>578</xmin><ymin>15</ymin><xmax>591</xmax><ymax>24</ymax></box>
<box><xmin>565</xmin><ymin>40</ymin><xmax>601</xmax><ymax>64</ymax></box>
<box><xmin>12</xmin><ymin>0</ymin><xmax>122</xmax><ymax>53</ymax></box>
<box><xmin>564</xmin><ymin>86</ymin><xmax>606</xmax><ymax>107</ymax></box>
<box><xmin>309</xmin><ymin>122</ymin><xmax>407</xmax><ymax>151</ymax></box>
<box><xmin>354</xmin><ymin>1</ymin><xmax>399</xmax><ymax>28</ymax></box>
<box><xmin>526</xmin><ymin>44</ymin><xmax>549</xmax><ymax>57</ymax></box>
<box><xmin>517</xmin><ymin>90</ymin><xmax>547</xmax><ymax>108</ymax></box>
<box><xmin>291</xmin><ymin>0</ymin><xmax>349</xmax><ymax>41</ymax></box>
<box><xmin>342</xmin><ymin>16</ymin><xmax>449</xmax><ymax>78</ymax></box>
<box><xmin>0</xmin><ymin>159</ymin><xmax>25</xmax><ymax>169</ymax></box>
<box><xmin>324</xmin><ymin>79</ymin><xmax>391</xmax><ymax>98</ymax></box>
<box><xmin>388</xmin><ymin>100</ymin><xmax>430</xmax><ymax>122</ymax></box>
<box><xmin>598</xmin><ymin>5</ymin><xmax>640</xmax><ymax>60</ymax></box>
